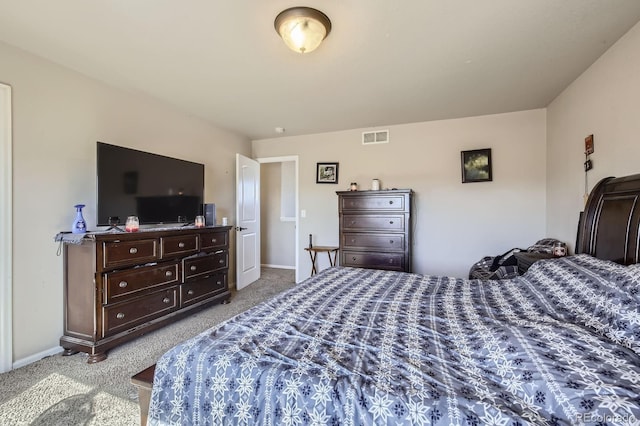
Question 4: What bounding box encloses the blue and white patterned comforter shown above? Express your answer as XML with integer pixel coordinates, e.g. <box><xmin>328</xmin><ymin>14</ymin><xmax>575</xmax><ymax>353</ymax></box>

<box><xmin>148</xmin><ymin>255</ymin><xmax>640</xmax><ymax>425</ymax></box>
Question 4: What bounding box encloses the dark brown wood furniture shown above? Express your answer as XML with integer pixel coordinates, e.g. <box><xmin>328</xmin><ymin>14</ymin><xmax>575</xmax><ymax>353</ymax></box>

<box><xmin>131</xmin><ymin>364</ymin><xmax>156</xmax><ymax>426</ymax></box>
<box><xmin>337</xmin><ymin>189</ymin><xmax>413</xmax><ymax>272</ymax></box>
<box><xmin>60</xmin><ymin>226</ymin><xmax>232</xmax><ymax>363</ymax></box>
<box><xmin>513</xmin><ymin>252</ymin><xmax>555</xmax><ymax>274</ymax></box>
<box><xmin>304</xmin><ymin>246</ymin><xmax>339</xmax><ymax>275</ymax></box>
<box><xmin>576</xmin><ymin>173</ymin><xmax>640</xmax><ymax>264</ymax></box>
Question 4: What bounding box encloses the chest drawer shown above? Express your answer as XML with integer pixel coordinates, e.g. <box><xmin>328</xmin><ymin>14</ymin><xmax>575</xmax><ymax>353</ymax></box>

<box><xmin>342</xmin><ymin>214</ymin><xmax>406</xmax><ymax>231</ymax></box>
<box><xmin>103</xmin><ymin>262</ymin><xmax>180</xmax><ymax>304</ymax></box>
<box><xmin>161</xmin><ymin>234</ymin><xmax>199</xmax><ymax>258</ymax></box>
<box><xmin>340</xmin><ymin>194</ymin><xmax>407</xmax><ymax>212</ymax></box>
<box><xmin>341</xmin><ymin>250</ymin><xmax>406</xmax><ymax>271</ymax></box>
<box><xmin>342</xmin><ymin>233</ymin><xmax>405</xmax><ymax>251</ymax></box>
<box><xmin>200</xmin><ymin>230</ymin><xmax>229</xmax><ymax>250</ymax></box>
<box><xmin>181</xmin><ymin>272</ymin><xmax>228</xmax><ymax>307</ymax></box>
<box><xmin>102</xmin><ymin>239</ymin><xmax>158</xmax><ymax>270</ymax></box>
<box><xmin>102</xmin><ymin>288</ymin><xmax>177</xmax><ymax>337</ymax></box>
<box><xmin>183</xmin><ymin>251</ymin><xmax>228</xmax><ymax>280</ymax></box>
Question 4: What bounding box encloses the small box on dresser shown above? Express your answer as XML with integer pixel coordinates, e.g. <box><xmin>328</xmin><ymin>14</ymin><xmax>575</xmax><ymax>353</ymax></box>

<box><xmin>60</xmin><ymin>226</ymin><xmax>232</xmax><ymax>363</ymax></box>
<box><xmin>337</xmin><ymin>189</ymin><xmax>413</xmax><ymax>272</ymax></box>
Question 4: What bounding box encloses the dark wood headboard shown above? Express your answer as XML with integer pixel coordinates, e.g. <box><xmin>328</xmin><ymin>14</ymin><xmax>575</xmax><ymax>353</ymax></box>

<box><xmin>576</xmin><ymin>173</ymin><xmax>640</xmax><ymax>265</ymax></box>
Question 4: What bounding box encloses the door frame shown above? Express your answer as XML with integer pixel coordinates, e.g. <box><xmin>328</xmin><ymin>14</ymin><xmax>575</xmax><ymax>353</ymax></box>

<box><xmin>0</xmin><ymin>83</ymin><xmax>13</xmax><ymax>372</ymax></box>
<box><xmin>257</xmin><ymin>156</ymin><xmax>300</xmax><ymax>283</ymax></box>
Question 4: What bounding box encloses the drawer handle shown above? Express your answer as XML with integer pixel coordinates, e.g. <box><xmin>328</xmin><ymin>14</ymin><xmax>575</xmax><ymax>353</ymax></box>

<box><xmin>129</xmin><ymin>247</ymin><xmax>138</xmax><ymax>254</ymax></box>
<box><xmin>216</xmin><ymin>280</ymin><xmax>222</xmax><ymax>285</ymax></box>
<box><xmin>388</xmin><ymin>259</ymin><xmax>394</xmax><ymax>264</ymax></box>
<box><xmin>116</xmin><ymin>312</ymin><xmax>125</xmax><ymax>319</ymax></box>
<box><xmin>350</xmin><ymin>221</ymin><xmax>356</xmax><ymax>225</ymax></box>
<box><xmin>119</xmin><ymin>281</ymin><xmax>128</xmax><ymax>288</ymax></box>
<box><xmin>187</xmin><ymin>289</ymin><xmax>195</xmax><ymax>295</ymax></box>
<box><xmin>178</xmin><ymin>242</ymin><xmax>185</xmax><ymax>248</ymax></box>
<box><xmin>389</xmin><ymin>240</ymin><xmax>394</xmax><ymax>244</ymax></box>
<box><xmin>389</xmin><ymin>220</ymin><xmax>394</xmax><ymax>224</ymax></box>
<box><xmin>165</xmin><ymin>271</ymin><xmax>173</xmax><ymax>277</ymax></box>
<box><xmin>218</xmin><ymin>259</ymin><xmax>225</xmax><ymax>264</ymax></box>
<box><xmin>190</xmin><ymin>265</ymin><xmax>197</xmax><ymax>271</ymax></box>
<box><xmin>163</xmin><ymin>297</ymin><xmax>171</xmax><ymax>304</ymax></box>
<box><xmin>389</xmin><ymin>200</ymin><xmax>394</xmax><ymax>204</ymax></box>
<box><xmin>351</xmin><ymin>239</ymin><xmax>356</xmax><ymax>243</ymax></box>
<box><xmin>352</xmin><ymin>256</ymin><xmax>357</xmax><ymax>261</ymax></box>
<box><xmin>211</xmin><ymin>238</ymin><xmax>217</xmax><ymax>243</ymax></box>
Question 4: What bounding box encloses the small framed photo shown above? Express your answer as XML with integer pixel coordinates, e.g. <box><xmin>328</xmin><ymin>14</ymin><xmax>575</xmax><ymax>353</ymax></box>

<box><xmin>585</xmin><ymin>134</ymin><xmax>594</xmax><ymax>155</ymax></box>
<box><xmin>316</xmin><ymin>162</ymin><xmax>339</xmax><ymax>184</ymax></box>
<box><xmin>461</xmin><ymin>148</ymin><xmax>492</xmax><ymax>183</ymax></box>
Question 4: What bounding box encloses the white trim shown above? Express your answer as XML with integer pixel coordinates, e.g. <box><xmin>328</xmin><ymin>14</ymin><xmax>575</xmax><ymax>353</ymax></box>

<box><xmin>256</xmin><ymin>156</ymin><xmax>300</xmax><ymax>283</ymax></box>
<box><xmin>13</xmin><ymin>346</ymin><xmax>64</xmax><ymax>370</ymax></box>
<box><xmin>0</xmin><ymin>83</ymin><xmax>12</xmax><ymax>373</ymax></box>
<box><xmin>261</xmin><ymin>263</ymin><xmax>296</xmax><ymax>270</ymax></box>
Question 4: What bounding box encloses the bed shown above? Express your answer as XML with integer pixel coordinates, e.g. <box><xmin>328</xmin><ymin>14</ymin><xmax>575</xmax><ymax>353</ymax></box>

<box><xmin>147</xmin><ymin>173</ymin><xmax>640</xmax><ymax>425</ymax></box>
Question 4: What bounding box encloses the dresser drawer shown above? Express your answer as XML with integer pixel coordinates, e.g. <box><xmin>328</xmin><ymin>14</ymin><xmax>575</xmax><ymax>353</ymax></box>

<box><xmin>200</xmin><ymin>230</ymin><xmax>229</xmax><ymax>250</ymax></box>
<box><xmin>341</xmin><ymin>251</ymin><xmax>406</xmax><ymax>271</ymax></box>
<box><xmin>342</xmin><ymin>233</ymin><xmax>405</xmax><ymax>251</ymax></box>
<box><xmin>103</xmin><ymin>262</ymin><xmax>180</xmax><ymax>303</ymax></box>
<box><xmin>340</xmin><ymin>194</ymin><xmax>407</xmax><ymax>212</ymax></box>
<box><xmin>102</xmin><ymin>288</ymin><xmax>178</xmax><ymax>337</ymax></box>
<box><xmin>161</xmin><ymin>234</ymin><xmax>199</xmax><ymax>258</ymax></box>
<box><xmin>342</xmin><ymin>214</ymin><xmax>406</xmax><ymax>231</ymax></box>
<box><xmin>181</xmin><ymin>272</ymin><xmax>228</xmax><ymax>307</ymax></box>
<box><xmin>102</xmin><ymin>239</ymin><xmax>158</xmax><ymax>270</ymax></box>
<box><xmin>183</xmin><ymin>251</ymin><xmax>228</xmax><ymax>280</ymax></box>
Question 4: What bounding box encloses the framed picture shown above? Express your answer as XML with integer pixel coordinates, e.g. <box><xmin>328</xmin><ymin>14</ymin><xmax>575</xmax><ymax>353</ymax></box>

<box><xmin>316</xmin><ymin>162</ymin><xmax>339</xmax><ymax>184</ymax></box>
<box><xmin>585</xmin><ymin>134</ymin><xmax>594</xmax><ymax>155</ymax></box>
<box><xmin>461</xmin><ymin>148</ymin><xmax>492</xmax><ymax>183</ymax></box>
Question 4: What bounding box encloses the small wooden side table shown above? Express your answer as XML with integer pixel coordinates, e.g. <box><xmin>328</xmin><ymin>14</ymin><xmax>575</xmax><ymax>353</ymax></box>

<box><xmin>304</xmin><ymin>246</ymin><xmax>339</xmax><ymax>275</ymax></box>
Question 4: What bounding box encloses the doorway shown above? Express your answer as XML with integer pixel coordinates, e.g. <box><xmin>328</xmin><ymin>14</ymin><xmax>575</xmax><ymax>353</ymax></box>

<box><xmin>0</xmin><ymin>83</ymin><xmax>13</xmax><ymax>372</ymax></box>
<box><xmin>257</xmin><ymin>156</ymin><xmax>299</xmax><ymax>283</ymax></box>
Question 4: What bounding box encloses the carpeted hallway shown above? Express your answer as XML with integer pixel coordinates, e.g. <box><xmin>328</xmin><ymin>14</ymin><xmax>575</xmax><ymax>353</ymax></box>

<box><xmin>0</xmin><ymin>268</ymin><xmax>295</xmax><ymax>426</ymax></box>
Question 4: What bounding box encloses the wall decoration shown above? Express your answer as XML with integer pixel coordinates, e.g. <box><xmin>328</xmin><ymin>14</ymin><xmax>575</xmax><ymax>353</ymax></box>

<box><xmin>316</xmin><ymin>162</ymin><xmax>339</xmax><ymax>184</ymax></box>
<box><xmin>461</xmin><ymin>148</ymin><xmax>492</xmax><ymax>183</ymax></box>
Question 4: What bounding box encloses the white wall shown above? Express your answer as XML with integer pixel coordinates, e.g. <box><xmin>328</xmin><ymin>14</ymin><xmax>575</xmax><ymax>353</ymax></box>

<box><xmin>546</xmin><ymin>21</ymin><xmax>640</xmax><ymax>248</ymax></box>
<box><xmin>1</xmin><ymin>41</ymin><xmax>251</xmax><ymax>364</ymax></box>
<box><xmin>253</xmin><ymin>109</ymin><xmax>547</xmax><ymax>280</ymax></box>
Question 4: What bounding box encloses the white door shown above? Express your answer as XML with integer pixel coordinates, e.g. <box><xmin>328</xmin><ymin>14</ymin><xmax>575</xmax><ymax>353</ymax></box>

<box><xmin>235</xmin><ymin>154</ymin><xmax>260</xmax><ymax>290</ymax></box>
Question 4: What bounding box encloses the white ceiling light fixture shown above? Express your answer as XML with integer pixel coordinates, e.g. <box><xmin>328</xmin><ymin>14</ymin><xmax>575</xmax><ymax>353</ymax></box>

<box><xmin>274</xmin><ymin>7</ymin><xmax>331</xmax><ymax>54</ymax></box>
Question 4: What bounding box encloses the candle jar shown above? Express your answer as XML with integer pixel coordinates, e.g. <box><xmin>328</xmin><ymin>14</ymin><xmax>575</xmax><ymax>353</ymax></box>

<box><xmin>350</xmin><ymin>182</ymin><xmax>358</xmax><ymax>191</ymax></box>
<box><xmin>125</xmin><ymin>216</ymin><xmax>139</xmax><ymax>232</ymax></box>
<box><xmin>194</xmin><ymin>215</ymin><xmax>205</xmax><ymax>228</ymax></box>
<box><xmin>553</xmin><ymin>242</ymin><xmax>567</xmax><ymax>257</ymax></box>
<box><xmin>371</xmin><ymin>179</ymin><xmax>380</xmax><ymax>191</ymax></box>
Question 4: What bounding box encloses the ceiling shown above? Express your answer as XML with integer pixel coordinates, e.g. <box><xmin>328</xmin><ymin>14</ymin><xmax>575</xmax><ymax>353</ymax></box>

<box><xmin>1</xmin><ymin>1</ymin><xmax>640</xmax><ymax>140</ymax></box>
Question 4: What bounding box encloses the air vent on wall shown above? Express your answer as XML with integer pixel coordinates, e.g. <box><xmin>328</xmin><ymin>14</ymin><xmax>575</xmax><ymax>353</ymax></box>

<box><xmin>362</xmin><ymin>130</ymin><xmax>389</xmax><ymax>145</ymax></box>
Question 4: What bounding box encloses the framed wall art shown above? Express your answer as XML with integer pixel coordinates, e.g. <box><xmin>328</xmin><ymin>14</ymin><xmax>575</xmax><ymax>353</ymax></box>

<box><xmin>461</xmin><ymin>148</ymin><xmax>492</xmax><ymax>183</ymax></box>
<box><xmin>316</xmin><ymin>162</ymin><xmax>339</xmax><ymax>184</ymax></box>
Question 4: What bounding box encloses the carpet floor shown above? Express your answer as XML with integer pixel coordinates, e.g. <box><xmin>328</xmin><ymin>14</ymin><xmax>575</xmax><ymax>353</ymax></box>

<box><xmin>0</xmin><ymin>267</ymin><xmax>295</xmax><ymax>426</ymax></box>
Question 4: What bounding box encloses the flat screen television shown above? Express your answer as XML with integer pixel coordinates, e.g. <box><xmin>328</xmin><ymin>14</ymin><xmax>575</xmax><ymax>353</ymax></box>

<box><xmin>96</xmin><ymin>142</ymin><xmax>205</xmax><ymax>226</ymax></box>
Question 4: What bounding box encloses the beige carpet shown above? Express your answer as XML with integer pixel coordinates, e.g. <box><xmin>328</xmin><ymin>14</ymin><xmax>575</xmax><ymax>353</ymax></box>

<box><xmin>0</xmin><ymin>268</ymin><xmax>295</xmax><ymax>426</ymax></box>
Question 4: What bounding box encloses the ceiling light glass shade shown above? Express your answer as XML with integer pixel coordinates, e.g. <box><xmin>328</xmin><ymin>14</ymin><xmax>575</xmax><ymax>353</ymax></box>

<box><xmin>275</xmin><ymin>7</ymin><xmax>331</xmax><ymax>54</ymax></box>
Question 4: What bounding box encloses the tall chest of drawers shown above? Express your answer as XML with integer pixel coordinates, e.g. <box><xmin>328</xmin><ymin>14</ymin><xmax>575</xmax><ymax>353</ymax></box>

<box><xmin>60</xmin><ymin>226</ymin><xmax>232</xmax><ymax>363</ymax></box>
<box><xmin>337</xmin><ymin>189</ymin><xmax>413</xmax><ymax>272</ymax></box>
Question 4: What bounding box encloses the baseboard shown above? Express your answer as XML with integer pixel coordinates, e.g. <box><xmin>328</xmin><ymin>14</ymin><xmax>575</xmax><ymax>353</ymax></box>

<box><xmin>261</xmin><ymin>264</ymin><xmax>295</xmax><ymax>270</ymax></box>
<box><xmin>13</xmin><ymin>346</ymin><xmax>64</xmax><ymax>370</ymax></box>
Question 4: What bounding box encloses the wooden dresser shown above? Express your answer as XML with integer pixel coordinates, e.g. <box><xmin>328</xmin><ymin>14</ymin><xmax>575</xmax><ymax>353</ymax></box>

<box><xmin>60</xmin><ymin>226</ymin><xmax>232</xmax><ymax>363</ymax></box>
<box><xmin>337</xmin><ymin>189</ymin><xmax>413</xmax><ymax>272</ymax></box>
